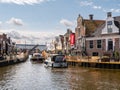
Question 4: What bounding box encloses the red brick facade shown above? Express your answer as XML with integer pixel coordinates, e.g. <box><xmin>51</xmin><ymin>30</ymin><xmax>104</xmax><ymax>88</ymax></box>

<box><xmin>114</xmin><ymin>38</ymin><xmax>120</xmax><ymax>51</ymax></box>
<box><xmin>86</xmin><ymin>39</ymin><xmax>105</xmax><ymax>56</ymax></box>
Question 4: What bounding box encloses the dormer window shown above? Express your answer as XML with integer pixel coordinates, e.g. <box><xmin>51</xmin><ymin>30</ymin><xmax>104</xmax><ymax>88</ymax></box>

<box><xmin>107</xmin><ymin>21</ymin><xmax>112</xmax><ymax>33</ymax></box>
<box><xmin>107</xmin><ymin>21</ymin><xmax>112</xmax><ymax>25</ymax></box>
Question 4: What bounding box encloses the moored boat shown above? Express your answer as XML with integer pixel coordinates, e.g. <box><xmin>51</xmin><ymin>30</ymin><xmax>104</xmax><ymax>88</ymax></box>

<box><xmin>30</xmin><ymin>53</ymin><xmax>44</xmax><ymax>63</ymax></box>
<box><xmin>51</xmin><ymin>54</ymin><xmax>68</xmax><ymax>68</ymax></box>
<box><xmin>44</xmin><ymin>54</ymin><xmax>57</xmax><ymax>67</ymax></box>
<box><xmin>44</xmin><ymin>57</ymin><xmax>53</xmax><ymax>67</ymax></box>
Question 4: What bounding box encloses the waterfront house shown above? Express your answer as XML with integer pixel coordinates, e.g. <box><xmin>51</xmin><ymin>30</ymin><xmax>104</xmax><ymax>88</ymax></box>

<box><xmin>74</xmin><ymin>12</ymin><xmax>120</xmax><ymax>59</ymax></box>
<box><xmin>86</xmin><ymin>12</ymin><xmax>120</xmax><ymax>58</ymax></box>
<box><xmin>75</xmin><ymin>14</ymin><xmax>105</xmax><ymax>56</ymax></box>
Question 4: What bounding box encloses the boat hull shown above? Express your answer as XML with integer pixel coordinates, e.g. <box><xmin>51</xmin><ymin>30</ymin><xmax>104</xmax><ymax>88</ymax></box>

<box><xmin>52</xmin><ymin>62</ymin><xmax>68</xmax><ymax>68</ymax></box>
<box><xmin>30</xmin><ymin>53</ymin><xmax>44</xmax><ymax>63</ymax></box>
<box><xmin>30</xmin><ymin>58</ymin><xmax>44</xmax><ymax>63</ymax></box>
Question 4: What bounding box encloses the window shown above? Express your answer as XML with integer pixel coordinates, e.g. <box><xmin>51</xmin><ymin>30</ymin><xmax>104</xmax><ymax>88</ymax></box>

<box><xmin>108</xmin><ymin>25</ymin><xmax>112</xmax><ymax>33</ymax></box>
<box><xmin>97</xmin><ymin>40</ymin><xmax>101</xmax><ymax>48</ymax></box>
<box><xmin>108</xmin><ymin>40</ymin><xmax>113</xmax><ymax>51</ymax></box>
<box><xmin>89</xmin><ymin>40</ymin><xmax>93</xmax><ymax>48</ymax></box>
<box><xmin>107</xmin><ymin>21</ymin><xmax>112</xmax><ymax>25</ymax></box>
<box><xmin>107</xmin><ymin>21</ymin><xmax>112</xmax><ymax>33</ymax></box>
<box><xmin>55</xmin><ymin>56</ymin><xmax>64</xmax><ymax>62</ymax></box>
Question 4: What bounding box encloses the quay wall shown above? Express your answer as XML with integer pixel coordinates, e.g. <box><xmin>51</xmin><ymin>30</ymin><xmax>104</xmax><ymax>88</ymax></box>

<box><xmin>0</xmin><ymin>54</ymin><xmax>29</xmax><ymax>67</ymax></box>
<box><xmin>67</xmin><ymin>56</ymin><xmax>120</xmax><ymax>69</ymax></box>
<box><xmin>67</xmin><ymin>61</ymin><xmax>120</xmax><ymax>69</ymax></box>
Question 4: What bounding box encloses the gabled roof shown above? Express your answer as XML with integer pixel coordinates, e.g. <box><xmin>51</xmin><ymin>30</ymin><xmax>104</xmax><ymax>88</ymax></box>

<box><xmin>114</xmin><ymin>16</ymin><xmax>120</xmax><ymax>29</ymax></box>
<box><xmin>84</xmin><ymin>19</ymin><xmax>105</xmax><ymax>36</ymax></box>
<box><xmin>92</xmin><ymin>16</ymin><xmax>120</xmax><ymax>37</ymax></box>
<box><xmin>114</xmin><ymin>16</ymin><xmax>120</xmax><ymax>23</ymax></box>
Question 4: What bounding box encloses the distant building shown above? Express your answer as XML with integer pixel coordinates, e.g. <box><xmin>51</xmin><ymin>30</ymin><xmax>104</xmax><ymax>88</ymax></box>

<box><xmin>63</xmin><ymin>29</ymin><xmax>73</xmax><ymax>54</ymax></box>
<box><xmin>52</xmin><ymin>29</ymin><xmax>73</xmax><ymax>54</ymax></box>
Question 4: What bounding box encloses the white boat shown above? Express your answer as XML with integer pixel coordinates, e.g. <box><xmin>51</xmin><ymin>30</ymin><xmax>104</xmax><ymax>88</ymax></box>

<box><xmin>44</xmin><ymin>57</ymin><xmax>53</xmax><ymax>67</ymax></box>
<box><xmin>44</xmin><ymin>54</ymin><xmax>68</xmax><ymax>68</ymax></box>
<box><xmin>30</xmin><ymin>53</ymin><xmax>44</xmax><ymax>63</ymax></box>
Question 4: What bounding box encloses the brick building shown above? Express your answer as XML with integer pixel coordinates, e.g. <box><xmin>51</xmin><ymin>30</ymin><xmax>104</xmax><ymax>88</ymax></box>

<box><xmin>75</xmin><ymin>14</ymin><xmax>105</xmax><ymax>55</ymax></box>
<box><xmin>0</xmin><ymin>33</ymin><xmax>15</xmax><ymax>55</ymax></box>
<box><xmin>86</xmin><ymin>12</ymin><xmax>120</xmax><ymax>57</ymax></box>
<box><xmin>75</xmin><ymin>12</ymin><xmax>120</xmax><ymax>57</ymax></box>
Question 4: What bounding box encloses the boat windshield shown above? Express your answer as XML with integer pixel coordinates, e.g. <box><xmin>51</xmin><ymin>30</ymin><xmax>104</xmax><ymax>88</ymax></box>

<box><xmin>34</xmin><ymin>55</ymin><xmax>41</xmax><ymax>57</ymax></box>
<box><xmin>55</xmin><ymin>55</ymin><xmax>64</xmax><ymax>62</ymax></box>
<box><xmin>33</xmin><ymin>53</ymin><xmax>41</xmax><ymax>57</ymax></box>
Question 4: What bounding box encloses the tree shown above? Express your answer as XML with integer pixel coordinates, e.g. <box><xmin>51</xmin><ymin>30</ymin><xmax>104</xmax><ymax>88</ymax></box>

<box><xmin>114</xmin><ymin>51</ymin><xmax>119</xmax><ymax>61</ymax></box>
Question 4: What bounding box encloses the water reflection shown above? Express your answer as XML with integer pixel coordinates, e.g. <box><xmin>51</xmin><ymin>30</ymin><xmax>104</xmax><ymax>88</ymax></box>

<box><xmin>0</xmin><ymin>57</ymin><xmax>120</xmax><ymax>90</ymax></box>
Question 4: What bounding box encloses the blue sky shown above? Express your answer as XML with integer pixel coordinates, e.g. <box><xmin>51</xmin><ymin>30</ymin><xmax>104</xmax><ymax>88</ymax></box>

<box><xmin>0</xmin><ymin>0</ymin><xmax>120</xmax><ymax>44</ymax></box>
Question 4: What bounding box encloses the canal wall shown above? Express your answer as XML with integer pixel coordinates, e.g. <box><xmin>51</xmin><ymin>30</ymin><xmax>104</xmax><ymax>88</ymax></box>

<box><xmin>68</xmin><ymin>61</ymin><xmax>120</xmax><ymax>69</ymax></box>
<box><xmin>0</xmin><ymin>53</ymin><xmax>29</xmax><ymax>67</ymax></box>
<box><xmin>67</xmin><ymin>56</ymin><xmax>120</xmax><ymax>69</ymax></box>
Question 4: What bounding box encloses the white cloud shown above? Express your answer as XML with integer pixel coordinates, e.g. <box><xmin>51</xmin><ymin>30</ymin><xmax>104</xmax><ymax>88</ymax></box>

<box><xmin>102</xmin><ymin>8</ymin><xmax>120</xmax><ymax>13</ymax></box>
<box><xmin>0</xmin><ymin>29</ymin><xmax>58</xmax><ymax>44</ymax></box>
<box><xmin>80</xmin><ymin>1</ymin><xmax>102</xmax><ymax>10</ymax></box>
<box><xmin>0</xmin><ymin>21</ymin><xmax>2</xmax><ymax>25</ymax></box>
<box><xmin>60</xmin><ymin>19</ymin><xmax>74</xmax><ymax>27</ymax></box>
<box><xmin>0</xmin><ymin>0</ymin><xmax>51</xmax><ymax>5</ymax></box>
<box><xmin>92</xmin><ymin>6</ymin><xmax>101</xmax><ymax>9</ymax></box>
<box><xmin>110</xmin><ymin>9</ymin><xmax>120</xmax><ymax>13</ymax></box>
<box><xmin>79</xmin><ymin>1</ymin><xmax>120</xmax><ymax>13</ymax></box>
<box><xmin>80</xmin><ymin>1</ymin><xmax>93</xmax><ymax>6</ymax></box>
<box><xmin>6</xmin><ymin>17</ymin><xmax>24</xmax><ymax>26</ymax></box>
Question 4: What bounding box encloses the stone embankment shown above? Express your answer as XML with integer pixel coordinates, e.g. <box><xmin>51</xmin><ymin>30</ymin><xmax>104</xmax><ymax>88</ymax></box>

<box><xmin>0</xmin><ymin>52</ymin><xmax>29</xmax><ymax>67</ymax></box>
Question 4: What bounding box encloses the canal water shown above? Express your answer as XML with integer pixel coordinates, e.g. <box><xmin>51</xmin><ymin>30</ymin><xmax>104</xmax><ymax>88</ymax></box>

<box><xmin>0</xmin><ymin>56</ymin><xmax>120</xmax><ymax>90</ymax></box>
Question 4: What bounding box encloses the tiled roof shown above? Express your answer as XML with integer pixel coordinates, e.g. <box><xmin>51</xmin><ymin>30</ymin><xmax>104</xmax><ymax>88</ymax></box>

<box><xmin>84</xmin><ymin>19</ymin><xmax>105</xmax><ymax>36</ymax></box>
<box><xmin>92</xmin><ymin>23</ymin><xmax>105</xmax><ymax>37</ymax></box>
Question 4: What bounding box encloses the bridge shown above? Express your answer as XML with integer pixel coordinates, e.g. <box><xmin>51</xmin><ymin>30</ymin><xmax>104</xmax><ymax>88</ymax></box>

<box><xmin>16</xmin><ymin>44</ymin><xmax>47</xmax><ymax>53</ymax></box>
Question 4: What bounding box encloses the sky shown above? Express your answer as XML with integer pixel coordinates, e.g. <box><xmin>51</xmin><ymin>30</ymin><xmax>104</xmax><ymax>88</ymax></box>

<box><xmin>0</xmin><ymin>0</ymin><xmax>120</xmax><ymax>45</ymax></box>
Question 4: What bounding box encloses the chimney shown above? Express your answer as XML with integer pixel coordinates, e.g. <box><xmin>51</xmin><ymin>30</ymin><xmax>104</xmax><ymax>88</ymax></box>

<box><xmin>89</xmin><ymin>14</ymin><xmax>93</xmax><ymax>20</ymax></box>
<box><xmin>107</xmin><ymin>12</ymin><xmax>112</xmax><ymax>17</ymax></box>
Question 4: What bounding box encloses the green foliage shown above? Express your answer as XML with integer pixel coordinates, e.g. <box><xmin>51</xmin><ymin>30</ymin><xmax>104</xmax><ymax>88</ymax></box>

<box><xmin>114</xmin><ymin>51</ymin><xmax>119</xmax><ymax>60</ymax></box>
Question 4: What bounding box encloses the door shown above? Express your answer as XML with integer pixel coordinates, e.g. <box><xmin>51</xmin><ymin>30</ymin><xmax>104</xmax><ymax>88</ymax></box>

<box><xmin>108</xmin><ymin>40</ymin><xmax>113</xmax><ymax>51</ymax></box>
